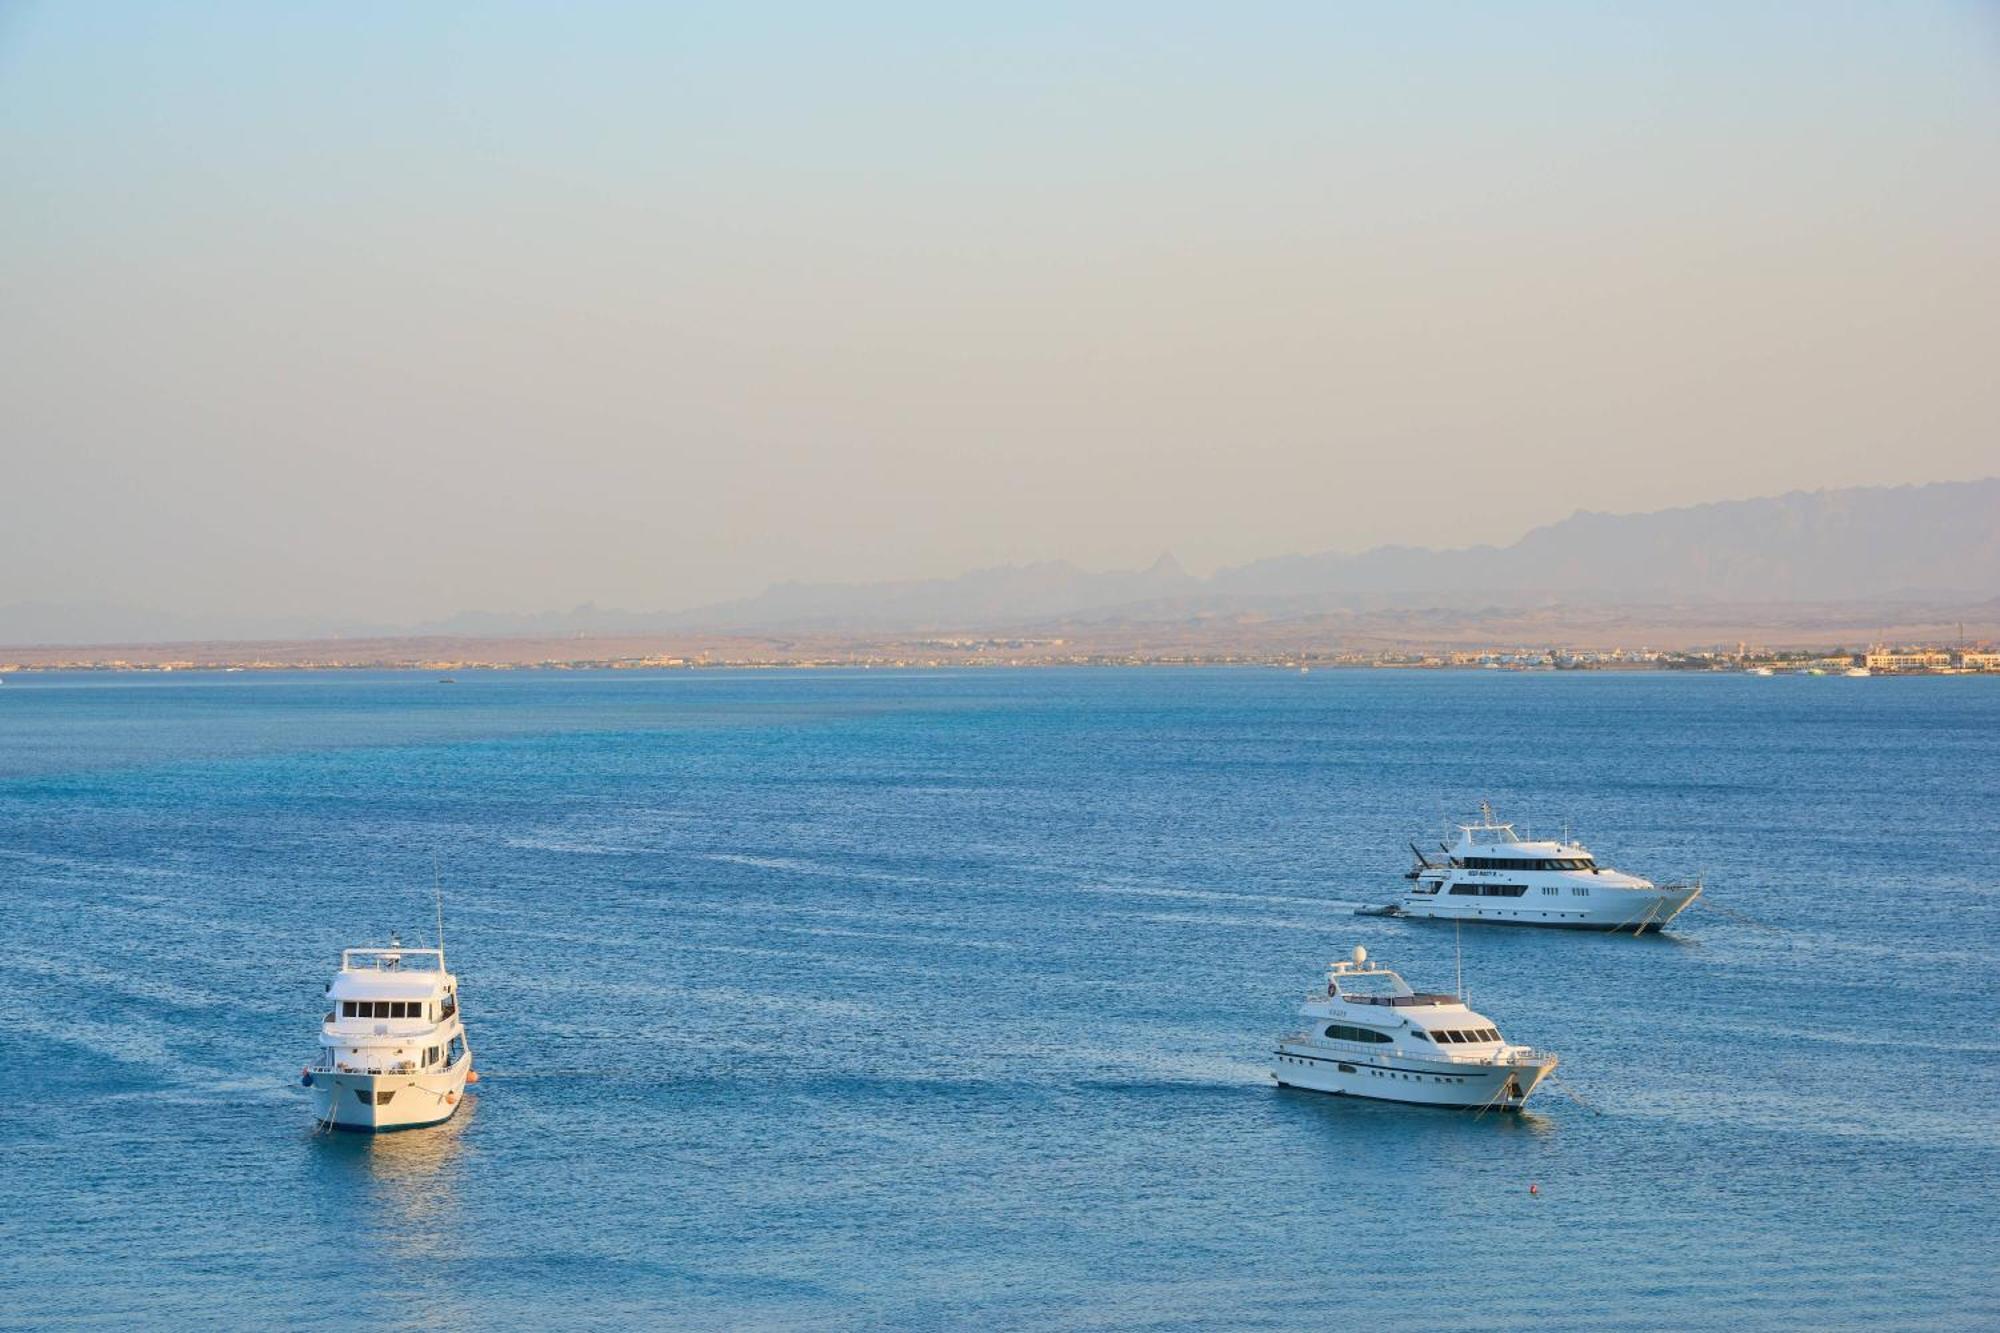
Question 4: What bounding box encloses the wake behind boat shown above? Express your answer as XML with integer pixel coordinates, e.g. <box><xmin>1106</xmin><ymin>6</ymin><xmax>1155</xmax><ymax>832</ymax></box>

<box><xmin>304</xmin><ymin>936</ymin><xmax>474</xmax><ymax>1132</ymax></box>
<box><xmin>1369</xmin><ymin>805</ymin><xmax>1701</xmax><ymax>932</ymax></box>
<box><xmin>1272</xmin><ymin>947</ymin><xmax>1555</xmax><ymax>1110</ymax></box>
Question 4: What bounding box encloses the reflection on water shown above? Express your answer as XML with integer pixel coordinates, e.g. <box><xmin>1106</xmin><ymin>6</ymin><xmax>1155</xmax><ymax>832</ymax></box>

<box><xmin>307</xmin><ymin>1095</ymin><xmax>477</xmax><ymax>1242</ymax></box>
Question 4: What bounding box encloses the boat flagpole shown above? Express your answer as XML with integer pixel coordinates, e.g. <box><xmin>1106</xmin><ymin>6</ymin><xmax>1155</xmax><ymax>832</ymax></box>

<box><xmin>433</xmin><ymin>853</ymin><xmax>446</xmax><ymax>961</ymax></box>
<box><xmin>1455</xmin><ymin>918</ymin><xmax>1464</xmax><ymax>1001</ymax></box>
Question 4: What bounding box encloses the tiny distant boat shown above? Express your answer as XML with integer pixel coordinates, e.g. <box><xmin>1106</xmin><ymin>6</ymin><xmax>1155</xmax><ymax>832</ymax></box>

<box><xmin>1369</xmin><ymin>804</ymin><xmax>1701</xmax><ymax>932</ymax></box>
<box><xmin>1846</xmin><ymin>667</ymin><xmax>1871</xmax><ymax>677</ymax></box>
<box><xmin>437</xmin><ymin>676</ymin><xmax>457</xmax><ymax>684</ymax></box>
<box><xmin>1750</xmin><ymin>666</ymin><xmax>1774</xmax><ymax>676</ymax></box>
<box><xmin>304</xmin><ymin>936</ymin><xmax>474</xmax><ymax>1132</ymax></box>
<box><xmin>1273</xmin><ymin>947</ymin><xmax>1556</xmax><ymax>1110</ymax></box>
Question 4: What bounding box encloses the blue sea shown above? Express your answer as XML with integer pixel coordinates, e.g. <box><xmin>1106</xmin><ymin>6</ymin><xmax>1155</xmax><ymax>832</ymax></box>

<box><xmin>2</xmin><ymin>668</ymin><xmax>1995</xmax><ymax>1330</ymax></box>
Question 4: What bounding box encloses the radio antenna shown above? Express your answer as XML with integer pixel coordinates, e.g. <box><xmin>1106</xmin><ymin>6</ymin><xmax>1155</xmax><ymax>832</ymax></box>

<box><xmin>433</xmin><ymin>853</ymin><xmax>446</xmax><ymax>959</ymax></box>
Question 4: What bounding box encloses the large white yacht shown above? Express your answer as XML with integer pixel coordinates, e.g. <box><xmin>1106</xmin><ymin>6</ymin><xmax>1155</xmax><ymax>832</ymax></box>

<box><xmin>303</xmin><ymin>938</ymin><xmax>474</xmax><ymax>1132</ymax></box>
<box><xmin>1272</xmin><ymin>947</ymin><xmax>1556</xmax><ymax>1110</ymax></box>
<box><xmin>1367</xmin><ymin>805</ymin><xmax>1701</xmax><ymax>932</ymax></box>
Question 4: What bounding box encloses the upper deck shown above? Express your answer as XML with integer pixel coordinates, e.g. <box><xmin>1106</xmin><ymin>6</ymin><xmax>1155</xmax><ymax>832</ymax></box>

<box><xmin>326</xmin><ymin>946</ymin><xmax>454</xmax><ymax>1003</ymax></box>
<box><xmin>1317</xmin><ymin>949</ymin><xmax>1460</xmax><ymax>1005</ymax></box>
<box><xmin>1342</xmin><ymin>990</ymin><xmax>1462</xmax><ymax>1008</ymax></box>
<box><xmin>1441</xmin><ymin>806</ymin><xmax>1597</xmax><ymax>869</ymax></box>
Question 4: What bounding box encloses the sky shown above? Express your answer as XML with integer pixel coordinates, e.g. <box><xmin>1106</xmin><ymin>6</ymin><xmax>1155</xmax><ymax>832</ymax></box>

<box><xmin>2</xmin><ymin>2</ymin><xmax>1996</xmax><ymax>632</ymax></box>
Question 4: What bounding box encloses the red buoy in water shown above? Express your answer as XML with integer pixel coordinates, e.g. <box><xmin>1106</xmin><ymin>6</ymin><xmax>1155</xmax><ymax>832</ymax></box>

<box><xmin>1529</xmin><ymin>1183</ymin><xmax>1540</xmax><ymax>1196</ymax></box>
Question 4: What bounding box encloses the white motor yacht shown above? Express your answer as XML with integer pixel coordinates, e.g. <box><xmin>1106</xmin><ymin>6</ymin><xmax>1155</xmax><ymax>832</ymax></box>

<box><xmin>1366</xmin><ymin>805</ymin><xmax>1701</xmax><ymax>932</ymax></box>
<box><xmin>1272</xmin><ymin>947</ymin><xmax>1556</xmax><ymax>1110</ymax></box>
<box><xmin>304</xmin><ymin>937</ymin><xmax>474</xmax><ymax>1132</ymax></box>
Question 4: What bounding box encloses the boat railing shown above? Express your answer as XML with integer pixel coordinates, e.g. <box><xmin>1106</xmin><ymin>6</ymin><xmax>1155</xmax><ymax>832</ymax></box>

<box><xmin>321</xmin><ymin>1057</ymin><xmax>422</xmax><ymax>1076</ymax></box>
<box><xmin>340</xmin><ymin>947</ymin><xmax>446</xmax><ymax>973</ymax></box>
<box><xmin>1343</xmin><ymin>992</ymin><xmax>1459</xmax><ymax>1008</ymax></box>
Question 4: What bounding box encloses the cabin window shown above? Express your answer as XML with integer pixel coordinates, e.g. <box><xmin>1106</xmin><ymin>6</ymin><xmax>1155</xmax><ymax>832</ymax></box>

<box><xmin>1322</xmin><ymin>1024</ymin><xmax>1393</xmax><ymax>1044</ymax></box>
<box><xmin>447</xmin><ymin>1035</ymin><xmax>466</xmax><ymax>1065</ymax></box>
<box><xmin>341</xmin><ymin>1001</ymin><xmax>356</xmax><ymax>1017</ymax></box>
<box><xmin>1448</xmin><ymin>884</ymin><xmax>1479</xmax><ymax>896</ymax></box>
<box><xmin>1411</xmin><ymin>1031</ymin><xmax>1431</xmax><ymax>1042</ymax></box>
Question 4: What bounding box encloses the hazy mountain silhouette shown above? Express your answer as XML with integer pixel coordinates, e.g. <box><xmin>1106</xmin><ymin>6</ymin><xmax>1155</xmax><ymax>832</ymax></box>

<box><xmin>666</xmin><ymin>553</ymin><xmax>1202</xmax><ymax>632</ymax></box>
<box><xmin>4</xmin><ymin>479</ymin><xmax>1995</xmax><ymax>645</ymax></box>
<box><xmin>666</xmin><ymin>478</ymin><xmax>2000</xmax><ymax>630</ymax></box>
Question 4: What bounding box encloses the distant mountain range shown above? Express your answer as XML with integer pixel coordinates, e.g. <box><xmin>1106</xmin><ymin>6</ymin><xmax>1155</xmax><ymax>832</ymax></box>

<box><xmin>650</xmin><ymin>477</ymin><xmax>2000</xmax><ymax>632</ymax></box>
<box><xmin>4</xmin><ymin>478</ymin><xmax>1996</xmax><ymax>645</ymax></box>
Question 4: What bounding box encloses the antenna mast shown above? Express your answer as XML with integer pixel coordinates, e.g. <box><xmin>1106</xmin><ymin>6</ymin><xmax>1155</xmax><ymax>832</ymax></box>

<box><xmin>1455</xmin><ymin>918</ymin><xmax>1464</xmax><ymax>1001</ymax></box>
<box><xmin>433</xmin><ymin>852</ymin><xmax>446</xmax><ymax>960</ymax></box>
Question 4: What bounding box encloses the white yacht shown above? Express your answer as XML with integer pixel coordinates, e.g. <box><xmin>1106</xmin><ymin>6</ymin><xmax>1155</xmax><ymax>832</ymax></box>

<box><xmin>1272</xmin><ymin>947</ymin><xmax>1556</xmax><ymax>1110</ymax></box>
<box><xmin>1367</xmin><ymin>805</ymin><xmax>1701</xmax><ymax>932</ymax></box>
<box><xmin>303</xmin><ymin>938</ymin><xmax>474</xmax><ymax>1132</ymax></box>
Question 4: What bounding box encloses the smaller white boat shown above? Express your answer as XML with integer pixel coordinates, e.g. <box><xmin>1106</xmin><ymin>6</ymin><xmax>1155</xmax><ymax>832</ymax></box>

<box><xmin>1750</xmin><ymin>666</ymin><xmax>1774</xmax><ymax>676</ymax></box>
<box><xmin>304</xmin><ymin>936</ymin><xmax>475</xmax><ymax>1132</ymax></box>
<box><xmin>1845</xmin><ymin>667</ymin><xmax>1871</xmax><ymax>677</ymax></box>
<box><xmin>1273</xmin><ymin>947</ymin><xmax>1556</xmax><ymax>1110</ymax></box>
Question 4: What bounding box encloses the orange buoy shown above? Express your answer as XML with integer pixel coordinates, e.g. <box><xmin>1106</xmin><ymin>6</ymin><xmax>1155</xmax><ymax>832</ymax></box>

<box><xmin>1529</xmin><ymin>1183</ymin><xmax>1540</xmax><ymax>1196</ymax></box>
<box><xmin>466</xmin><ymin>1069</ymin><xmax>479</xmax><ymax>1085</ymax></box>
<box><xmin>446</xmin><ymin>1091</ymin><xmax>458</xmax><ymax>1104</ymax></box>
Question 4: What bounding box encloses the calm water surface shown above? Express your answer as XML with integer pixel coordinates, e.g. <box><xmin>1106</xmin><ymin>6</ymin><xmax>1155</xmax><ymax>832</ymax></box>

<box><xmin>2</xmin><ymin>668</ymin><xmax>1995</xmax><ymax>1329</ymax></box>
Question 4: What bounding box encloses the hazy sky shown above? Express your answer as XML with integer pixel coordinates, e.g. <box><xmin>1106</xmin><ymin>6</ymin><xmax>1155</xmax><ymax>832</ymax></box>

<box><xmin>3</xmin><ymin>2</ymin><xmax>1996</xmax><ymax>626</ymax></box>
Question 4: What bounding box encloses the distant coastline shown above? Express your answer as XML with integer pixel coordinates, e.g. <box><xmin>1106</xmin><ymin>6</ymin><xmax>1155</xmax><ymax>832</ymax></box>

<box><xmin>2</xmin><ymin>626</ymin><xmax>1995</xmax><ymax>676</ymax></box>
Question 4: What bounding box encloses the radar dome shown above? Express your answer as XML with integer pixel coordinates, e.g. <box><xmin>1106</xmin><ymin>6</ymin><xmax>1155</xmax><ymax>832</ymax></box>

<box><xmin>1352</xmin><ymin>946</ymin><xmax>1367</xmax><ymax>965</ymax></box>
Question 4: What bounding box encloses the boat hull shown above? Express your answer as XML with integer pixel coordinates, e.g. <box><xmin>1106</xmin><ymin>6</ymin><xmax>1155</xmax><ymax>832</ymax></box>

<box><xmin>1271</xmin><ymin>1046</ymin><xmax>1554</xmax><ymax>1110</ymax></box>
<box><xmin>1394</xmin><ymin>884</ymin><xmax>1701</xmax><ymax>932</ymax></box>
<box><xmin>309</xmin><ymin>1061</ymin><xmax>469</xmax><ymax>1133</ymax></box>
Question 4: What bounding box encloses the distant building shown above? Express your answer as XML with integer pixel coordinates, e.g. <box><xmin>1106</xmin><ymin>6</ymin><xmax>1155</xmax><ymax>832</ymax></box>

<box><xmin>1865</xmin><ymin>650</ymin><xmax>1951</xmax><ymax>672</ymax></box>
<box><xmin>1957</xmin><ymin>651</ymin><xmax>2000</xmax><ymax>672</ymax></box>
